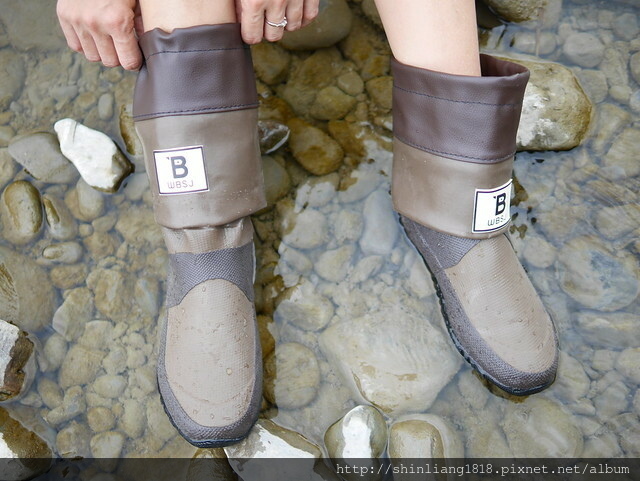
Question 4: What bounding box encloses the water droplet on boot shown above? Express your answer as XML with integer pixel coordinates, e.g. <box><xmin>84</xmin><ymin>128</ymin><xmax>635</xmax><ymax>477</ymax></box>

<box><xmin>226</xmin><ymin>368</ymin><xmax>233</xmax><ymax>375</ymax></box>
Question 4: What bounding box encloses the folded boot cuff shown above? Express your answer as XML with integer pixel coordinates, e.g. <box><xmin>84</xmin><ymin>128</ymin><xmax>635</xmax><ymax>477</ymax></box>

<box><xmin>133</xmin><ymin>23</ymin><xmax>258</xmax><ymax>121</ymax></box>
<box><xmin>391</xmin><ymin>54</ymin><xmax>530</xmax><ymax>163</ymax></box>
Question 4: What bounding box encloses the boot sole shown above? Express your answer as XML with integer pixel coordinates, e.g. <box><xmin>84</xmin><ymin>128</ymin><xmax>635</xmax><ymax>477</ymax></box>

<box><xmin>399</xmin><ymin>219</ymin><xmax>554</xmax><ymax>397</ymax></box>
<box><xmin>157</xmin><ymin>377</ymin><xmax>253</xmax><ymax>448</ymax></box>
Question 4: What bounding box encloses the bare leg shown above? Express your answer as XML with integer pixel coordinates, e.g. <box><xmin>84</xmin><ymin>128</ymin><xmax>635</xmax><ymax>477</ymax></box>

<box><xmin>139</xmin><ymin>0</ymin><xmax>236</xmax><ymax>32</ymax></box>
<box><xmin>373</xmin><ymin>0</ymin><xmax>480</xmax><ymax>76</ymax></box>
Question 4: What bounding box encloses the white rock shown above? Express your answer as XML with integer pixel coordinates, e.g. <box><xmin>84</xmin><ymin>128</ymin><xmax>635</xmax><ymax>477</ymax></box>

<box><xmin>90</xmin><ymin>431</ymin><xmax>125</xmax><ymax>472</ymax></box>
<box><xmin>359</xmin><ymin>190</ymin><xmax>398</xmax><ymax>256</ymax></box>
<box><xmin>351</xmin><ymin>256</ymin><xmax>384</xmax><ymax>284</ymax></box>
<box><xmin>0</xmin><ymin>319</ymin><xmax>37</xmax><ymax>401</ymax></box>
<box><xmin>42</xmin><ymin>241</ymin><xmax>83</xmax><ymax>264</ymax></box>
<box><xmin>87</xmin><ymin>406</ymin><xmax>116</xmax><ymax>433</ymax></box>
<box><xmin>315</xmin><ymin>245</ymin><xmax>355</xmax><ymax>283</ymax></box>
<box><xmin>93</xmin><ymin>374</ymin><xmax>127</xmax><ymax>399</ymax></box>
<box><xmin>54</xmin><ymin>118</ymin><xmax>133</xmax><ymax>192</ymax></box>
<box><xmin>45</xmin><ymin>385</ymin><xmax>86</xmax><ymax>427</ymax></box>
<box><xmin>281</xmin><ymin>208</ymin><xmax>328</xmax><ymax>250</ymax></box>
<box><xmin>615</xmin><ymin>348</ymin><xmax>640</xmax><ymax>383</ymax></box>
<box><xmin>52</xmin><ymin>287</ymin><xmax>94</xmax><ymax>341</ymax></box>
<box><xmin>319</xmin><ymin>305</ymin><xmax>461</xmax><ymax>414</ymax></box>
<box><xmin>275</xmin><ymin>280</ymin><xmax>334</xmax><ymax>331</ymax></box>
<box><xmin>42</xmin><ymin>333</ymin><xmax>67</xmax><ymax>372</ymax></box>
<box><xmin>324</xmin><ymin>405</ymin><xmax>387</xmax><ymax>458</ymax></box>
<box><xmin>37</xmin><ymin>377</ymin><xmax>63</xmax><ymax>410</ymax></box>
<box><xmin>119</xmin><ymin>398</ymin><xmax>146</xmax><ymax>439</ymax></box>
<box><xmin>577</xmin><ymin>311</ymin><xmax>640</xmax><ymax>349</ymax></box>
<box><xmin>333</xmin><ymin>209</ymin><xmax>363</xmax><ymax>244</ymax></box>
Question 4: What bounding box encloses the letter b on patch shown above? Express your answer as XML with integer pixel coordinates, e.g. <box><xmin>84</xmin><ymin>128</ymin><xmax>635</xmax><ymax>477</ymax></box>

<box><xmin>154</xmin><ymin>146</ymin><xmax>209</xmax><ymax>195</ymax></box>
<box><xmin>472</xmin><ymin>180</ymin><xmax>512</xmax><ymax>233</ymax></box>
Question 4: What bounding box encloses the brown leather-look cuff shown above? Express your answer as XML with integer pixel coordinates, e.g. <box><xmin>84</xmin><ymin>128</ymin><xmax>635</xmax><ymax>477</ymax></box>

<box><xmin>391</xmin><ymin>54</ymin><xmax>529</xmax><ymax>164</ymax></box>
<box><xmin>133</xmin><ymin>23</ymin><xmax>258</xmax><ymax>121</ymax></box>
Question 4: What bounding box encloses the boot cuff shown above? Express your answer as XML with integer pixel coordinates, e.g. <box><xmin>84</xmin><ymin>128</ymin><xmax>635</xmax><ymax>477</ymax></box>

<box><xmin>391</xmin><ymin>54</ymin><xmax>529</xmax><ymax>163</ymax></box>
<box><xmin>133</xmin><ymin>23</ymin><xmax>258</xmax><ymax>121</ymax></box>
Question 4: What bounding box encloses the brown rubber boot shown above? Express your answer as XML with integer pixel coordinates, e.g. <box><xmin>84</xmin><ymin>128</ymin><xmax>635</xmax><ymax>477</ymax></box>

<box><xmin>133</xmin><ymin>24</ymin><xmax>265</xmax><ymax>446</ymax></box>
<box><xmin>391</xmin><ymin>55</ymin><xmax>558</xmax><ymax>395</ymax></box>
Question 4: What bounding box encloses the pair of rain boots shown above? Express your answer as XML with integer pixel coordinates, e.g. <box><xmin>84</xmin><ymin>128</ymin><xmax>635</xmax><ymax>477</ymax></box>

<box><xmin>133</xmin><ymin>23</ymin><xmax>558</xmax><ymax>447</ymax></box>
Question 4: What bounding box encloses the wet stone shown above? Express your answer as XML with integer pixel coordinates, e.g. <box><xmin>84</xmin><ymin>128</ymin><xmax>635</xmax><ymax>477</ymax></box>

<box><xmin>87</xmin><ymin>406</ymin><xmax>116</xmax><ymax>433</ymax></box>
<box><xmin>315</xmin><ymin>244</ymin><xmax>355</xmax><ymax>283</ymax></box>
<box><xmin>42</xmin><ymin>194</ymin><xmax>78</xmax><ymax>241</ymax></box>
<box><xmin>38</xmin><ymin>377</ymin><xmax>63</xmax><ymax>410</ymax></box>
<box><xmin>388</xmin><ymin>414</ymin><xmax>464</xmax><ymax>459</ymax></box>
<box><xmin>46</xmin><ymin>385</ymin><xmax>86</xmax><ymax>426</ymax></box>
<box><xmin>0</xmin><ymin>245</ymin><xmax>57</xmax><ymax>332</ymax></box>
<box><xmin>595</xmin><ymin>204</ymin><xmax>640</xmax><ymax>239</ymax></box>
<box><xmin>7</xmin><ymin>132</ymin><xmax>78</xmax><ymax>184</ymax></box>
<box><xmin>275</xmin><ymin>280</ymin><xmax>334</xmax><ymax>331</ymax></box>
<box><xmin>97</xmin><ymin>93</ymin><xmax>114</xmax><ymax>121</ymax></box>
<box><xmin>615</xmin><ymin>348</ymin><xmax>640</xmax><ymax>383</ymax></box>
<box><xmin>56</xmin><ymin>421</ymin><xmax>91</xmax><ymax>459</ymax></box>
<box><xmin>52</xmin><ymin>287</ymin><xmax>94</xmax><ymax>342</ymax></box>
<box><xmin>252</xmin><ymin>42</ymin><xmax>291</xmax><ymax>85</ymax></box>
<box><xmin>482</xmin><ymin>0</ymin><xmax>546</xmax><ymax>22</ymax></box>
<box><xmin>591</xmin><ymin>104</ymin><xmax>631</xmax><ymax>155</ymax></box>
<box><xmin>557</xmin><ymin>236</ymin><xmax>639</xmax><ymax>312</ymax></box>
<box><xmin>319</xmin><ymin>305</ymin><xmax>461</xmax><ymax>414</ymax></box>
<box><xmin>122</xmin><ymin>172</ymin><xmax>149</xmax><ymax>201</ymax></box>
<box><xmin>603</xmin><ymin>128</ymin><xmax>640</xmax><ymax>180</ymax></box>
<box><xmin>0</xmin><ymin>319</ymin><xmax>36</xmax><ymax>402</ymax></box>
<box><xmin>630</xmin><ymin>52</ymin><xmax>640</xmax><ymax>85</ymax></box>
<box><xmin>501</xmin><ymin>397</ymin><xmax>583</xmax><ymax>457</ymax></box>
<box><xmin>310</xmin><ymin>86</ymin><xmax>357</xmax><ymax>121</ymax></box>
<box><xmin>58</xmin><ymin>344</ymin><xmax>104</xmax><ymax>389</ymax></box>
<box><xmin>512</xmin><ymin>31</ymin><xmax>557</xmax><ymax>56</ymax></box>
<box><xmin>288</xmin><ymin>118</ymin><xmax>344</xmax><ymax>175</ymax></box>
<box><xmin>264</xmin><ymin>342</ymin><xmax>321</xmax><ymax>409</ymax></box>
<box><xmin>50</xmin><ymin>264</ymin><xmax>88</xmax><ymax>290</ymax></box>
<box><xmin>92</xmin><ymin>374</ymin><xmax>127</xmax><ymax>399</ymax></box>
<box><xmin>594</xmin><ymin>379</ymin><xmax>629</xmax><ymax>419</ymax></box>
<box><xmin>281</xmin><ymin>206</ymin><xmax>328</xmax><ymax>250</ymax></box>
<box><xmin>366</xmin><ymin>76</ymin><xmax>393</xmax><ymax>110</ymax></box>
<box><xmin>55</xmin><ymin>118</ymin><xmax>133</xmax><ymax>192</ymax></box>
<box><xmin>90</xmin><ymin>431</ymin><xmax>126</xmax><ymax>470</ymax></box>
<box><xmin>359</xmin><ymin>190</ymin><xmax>398</xmax><ymax>256</ymax></box>
<box><xmin>42</xmin><ymin>241</ymin><xmax>83</xmax><ymax>264</ymax></box>
<box><xmin>574</xmin><ymin>69</ymin><xmax>608</xmax><ymax>104</ymax></box>
<box><xmin>563</xmin><ymin>33</ymin><xmax>605</xmax><ymax>68</ymax></box>
<box><xmin>280</xmin><ymin>0</ymin><xmax>353</xmax><ymax>50</ymax></box>
<box><xmin>554</xmin><ymin>352</ymin><xmax>590</xmax><ymax>403</ymax></box>
<box><xmin>119</xmin><ymin>398</ymin><xmax>146</xmax><ymax>439</ymax></box>
<box><xmin>337</xmin><ymin>72</ymin><xmax>364</xmax><ymax>96</ymax></box>
<box><xmin>0</xmin><ymin>407</ymin><xmax>53</xmax><ymax>480</ymax></box>
<box><xmin>0</xmin><ymin>149</ymin><xmax>17</xmax><ymax>190</ymax></box>
<box><xmin>1</xmin><ymin>180</ymin><xmax>43</xmax><ymax>245</ymax></box>
<box><xmin>42</xmin><ymin>334</ymin><xmax>67</xmax><ymax>373</ymax></box>
<box><xmin>258</xmin><ymin>121</ymin><xmax>290</xmax><ymax>155</ymax></box>
<box><xmin>263</xmin><ymin>156</ymin><xmax>291</xmax><ymax>206</ymax></box>
<box><xmin>0</xmin><ymin>50</ymin><xmax>26</xmax><ymax>110</ymax></box>
<box><xmin>324</xmin><ymin>405</ymin><xmax>387</xmax><ymax>459</ymax></box>
<box><xmin>75</xmin><ymin>178</ymin><xmax>105</xmax><ymax>221</ymax></box>
<box><xmin>612</xmin><ymin>12</ymin><xmax>639</xmax><ymax>41</ymax></box>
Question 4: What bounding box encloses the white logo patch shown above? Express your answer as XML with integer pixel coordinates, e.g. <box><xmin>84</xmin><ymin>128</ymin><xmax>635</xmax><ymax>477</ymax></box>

<box><xmin>472</xmin><ymin>180</ymin><xmax>512</xmax><ymax>233</ymax></box>
<box><xmin>154</xmin><ymin>146</ymin><xmax>209</xmax><ymax>195</ymax></box>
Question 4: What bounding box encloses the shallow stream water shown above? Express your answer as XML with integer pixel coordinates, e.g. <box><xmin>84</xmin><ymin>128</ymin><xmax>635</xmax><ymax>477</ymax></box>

<box><xmin>0</xmin><ymin>0</ymin><xmax>639</xmax><ymax>473</ymax></box>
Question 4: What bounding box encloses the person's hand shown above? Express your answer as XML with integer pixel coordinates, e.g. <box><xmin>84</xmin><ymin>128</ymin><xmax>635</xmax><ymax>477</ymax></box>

<box><xmin>236</xmin><ymin>0</ymin><xmax>319</xmax><ymax>44</ymax></box>
<box><xmin>56</xmin><ymin>0</ymin><xmax>144</xmax><ymax>70</ymax></box>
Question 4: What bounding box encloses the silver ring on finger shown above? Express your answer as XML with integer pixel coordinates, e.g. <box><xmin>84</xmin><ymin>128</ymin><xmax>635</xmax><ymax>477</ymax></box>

<box><xmin>266</xmin><ymin>16</ymin><xmax>287</xmax><ymax>28</ymax></box>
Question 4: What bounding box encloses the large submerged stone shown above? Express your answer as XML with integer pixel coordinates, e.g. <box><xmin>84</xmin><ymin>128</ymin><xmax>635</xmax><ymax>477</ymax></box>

<box><xmin>319</xmin><ymin>305</ymin><xmax>461</xmax><ymax>414</ymax></box>
<box><xmin>7</xmin><ymin>132</ymin><xmax>77</xmax><ymax>184</ymax></box>
<box><xmin>280</xmin><ymin>0</ymin><xmax>353</xmax><ymax>50</ymax></box>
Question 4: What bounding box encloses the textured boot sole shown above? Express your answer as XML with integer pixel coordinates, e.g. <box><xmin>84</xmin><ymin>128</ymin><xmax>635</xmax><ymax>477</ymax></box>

<box><xmin>399</xmin><ymin>218</ymin><xmax>554</xmax><ymax>397</ymax></box>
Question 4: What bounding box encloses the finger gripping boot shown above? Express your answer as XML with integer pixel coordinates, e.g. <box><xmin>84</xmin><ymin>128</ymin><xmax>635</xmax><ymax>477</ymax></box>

<box><xmin>392</xmin><ymin>55</ymin><xmax>558</xmax><ymax>395</ymax></box>
<box><xmin>133</xmin><ymin>24</ymin><xmax>265</xmax><ymax>446</ymax></box>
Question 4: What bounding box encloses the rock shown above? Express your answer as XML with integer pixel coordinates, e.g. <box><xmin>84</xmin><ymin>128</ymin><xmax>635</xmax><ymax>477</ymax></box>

<box><xmin>135</xmin><ymin>277</ymin><xmax>160</xmax><ymax>318</ymax></box>
<box><xmin>87</xmin><ymin>265</ymin><xmax>135</xmax><ymax>323</ymax></box>
<box><xmin>482</xmin><ymin>0</ymin><xmax>546</xmax><ymax>22</ymax></box>
<box><xmin>575</xmin><ymin>69</ymin><xmax>608</xmax><ymax>104</ymax></box>
<box><xmin>0</xmin><ymin>407</ymin><xmax>53</xmax><ymax>480</ymax></box>
<box><xmin>42</xmin><ymin>194</ymin><xmax>78</xmax><ymax>241</ymax></box>
<box><xmin>0</xmin><ymin>50</ymin><xmax>25</xmax><ymax>110</ymax></box>
<box><xmin>56</xmin><ymin>421</ymin><xmax>91</xmax><ymax>458</ymax></box>
<box><xmin>264</xmin><ymin>342</ymin><xmax>321</xmax><ymax>409</ymax></box>
<box><xmin>359</xmin><ymin>190</ymin><xmax>398</xmax><ymax>256</ymax></box>
<box><xmin>295</xmin><ymin>174</ymin><xmax>339</xmax><ymax>209</ymax></box>
<box><xmin>595</xmin><ymin>204</ymin><xmax>640</xmax><ymax>240</ymax></box>
<box><xmin>54</xmin><ymin>118</ymin><xmax>133</xmax><ymax>192</ymax></box>
<box><xmin>50</xmin><ymin>264</ymin><xmax>88</xmax><ymax>290</ymax></box>
<box><xmin>591</xmin><ymin>104</ymin><xmax>631</xmax><ymax>155</ymax></box>
<box><xmin>275</xmin><ymin>280</ymin><xmax>334</xmax><ymax>331</ymax></box>
<box><xmin>280</xmin><ymin>0</ymin><xmax>353</xmax><ymax>50</ymax></box>
<box><xmin>501</xmin><ymin>397</ymin><xmax>583</xmax><ymax>457</ymax></box>
<box><xmin>259</xmin><ymin>121</ymin><xmax>290</xmax><ymax>154</ymax></box>
<box><xmin>388</xmin><ymin>414</ymin><xmax>464</xmax><ymax>460</ymax></box>
<box><xmin>361</xmin><ymin>0</ymin><xmax>382</xmax><ymax>27</ymax></box>
<box><xmin>122</xmin><ymin>173</ymin><xmax>149</xmax><ymax>201</ymax></box>
<box><xmin>115</xmin><ymin>204</ymin><xmax>162</xmax><ymax>248</ymax></box>
<box><xmin>340</xmin><ymin>17</ymin><xmax>390</xmax><ymax>81</ymax></box>
<box><xmin>146</xmin><ymin>395</ymin><xmax>178</xmax><ymax>444</ymax></box>
<box><xmin>557</xmin><ymin>236</ymin><xmax>639</xmax><ymax>312</ymax></box>
<box><xmin>45</xmin><ymin>385</ymin><xmax>86</xmax><ymax>426</ymax></box>
<box><xmin>224</xmin><ymin>418</ymin><xmax>321</xmax><ymax>458</ymax></box>
<box><xmin>119</xmin><ymin>104</ymin><xmax>143</xmax><ymax>159</ymax></box>
<box><xmin>577</xmin><ymin>311</ymin><xmax>640</xmax><ymax>350</ymax></box>
<box><xmin>281</xmin><ymin>206</ymin><xmax>328</xmax><ymax>250</ymax></box>
<box><xmin>288</xmin><ymin>118</ymin><xmax>344</xmax><ymax>175</ymax></box>
<box><xmin>319</xmin><ymin>305</ymin><xmax>461</xmax><ymax>414</ymax></box>
<box><xmin>92</xmin><ymin>374</ymin><xmax>127</xmax><ymax>399</ymax></box>
<box><xmin>594</xmin><ymin>379</ymin><xmax>629</xmax><ymax>419</ymax></box>
<box><xmin>324</xmin><ymin>405</ymin><xmax>387</xmax><ymax>459</ymax></box>
<box><xmin>612</xmin><ymin>12</ymin><xmax>639</xmax><ymax>40</ymax></box>
<box><xmin>352</xmin><ymin>256</ymin><xmax>384</xmax><ymax>284</ymax></box>
<box><xmin>8</xmin><ymin>132</ymin><xmax>78</xmax><ymax>184</ymax></box>
<box><xmin>52</xmin><ymin>287</ymin><xmax>94</xmax><ymax>342</ymax></box>
<box><xmin>0</xmin><ymin>0</ymin><xmax>65</xmax><ymax>50</ymax></box>
<box><xmin>554</xmin><ymin>352</ymin><xmax>590</xmax><ymax>403</ymax></box>
<box><xmin>75</xmin><ymin>177</ymin><xmax>105</xmax><ymax>221</ymax></box>
<box><xmin>98</xmin><ymin>93</ymin><xmax>114</xmax><ymax>121</ymax></box>
<box><xmin>263</xmin><ymin>156</ymin><xmax>291</xmax><ymax>206</ymax></box>
<box><xmin>0</xmin><ymin>149</ymin><xmax>17</xmax><ymax>190</ymax></box>
<box><xmin>333</xmin><ymin>209</ymin><xmax>364</xmax><ymax>244</ymax></box>
<box><xmin>615</xmin><ymin>348</ymin><xmax>640</xmax><ymax>383</ymax></box>
<box><xmin>252</xmin><ymin>42</ymin><xmax>291</xmax><ymax>85</ymax></box>
<box><xmin>42</xmin><ymin>334</ymin><xmax>67</xmax><ymax>373</ymax></box>
<box><xmin>603</xmin><ymin>128</ymin><xmax>640</xmax><ymax>180</ymax></box>
<box><xmin>310</xmin><ymin>86</ymin><xmax>357</xmax><ymax>121</ymax></box>
<box><xmin>562</xmin><ymin>33</ymin><xmax>605</xmax><ymax>68</ymax></box>
<box><xmin>315</xmin><ymin>245</ymin><xmax>355</xmax><ymax>283</ymax></box>
<box><xmin>0</xmin><ymin>319</ymin><xmax>37</xmax><ymax>402</ymax></box>
<box><xmin>87</xmin><ymin>406</ymin><xmax>116</xmax><ymax>433</ymax></box>
<box><xmin>631</xmin><ymin>52</ymin><xmax>640</xmax><ymax>85</ymax></box>
<box><xmin>0</xmin><ymin>245</ymin><xmax>57</xmax><ymax>332</ymax></box>
<box><xmin>58</xmin><ymin>344</ymin><xmax>104</xmax><ymax>389</ymax></box>
<box><xmin>1</xmin><ymin>180</ymin><xmax>43</xmax><ymax>245</ymax></box>
<box><xmin>119</xmin><ymin>399</ymin><xmax>146</xmax><ymax>439</ymax></box>
<box><xmin>522</xmin><ymin>234</ymin><xmax>556</xmax><ymax>268</ymax></box>
<box><xmin>337</xmin><ymin>72</ymin><xmax>364</xmax><ymax>96</ymax></box>
<box><xmin>500</xmin><ymin>55</ymin><xmax>593</xmax><ymax>151</ymax></box>
<box><xmin>37</xmin><ymin>378</ymin><xmax>63</xmax><ymax>411</ymax></box>
<box><xmin>366</xmin><ymin>77</ymin><xmax>393</xmax><ymax>110</ymax></box>
<box><xmin>90</xmin><ymin>431</ymin><xmax>125</xmax><ymax>471</ymax></box>
<box><xmin>512</xmin><ymin>31</ymin><xmax>557</xmax><ymax>56</ymax></box>
<box><xmin>42</xmin><ymin>241</ymin><xmax>84</xmax><ymax>264</ymax></box>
